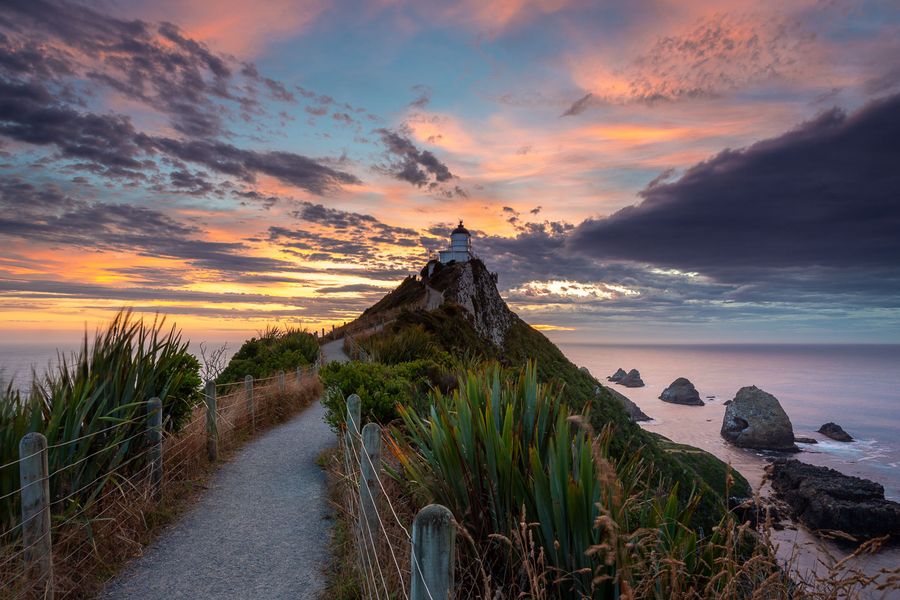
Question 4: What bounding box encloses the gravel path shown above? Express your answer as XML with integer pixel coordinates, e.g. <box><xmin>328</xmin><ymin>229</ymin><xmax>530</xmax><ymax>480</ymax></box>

<box><xmin>102</xmin><ymin>344</ymin><xmax>348</xmax><ymax>600</ymax></box>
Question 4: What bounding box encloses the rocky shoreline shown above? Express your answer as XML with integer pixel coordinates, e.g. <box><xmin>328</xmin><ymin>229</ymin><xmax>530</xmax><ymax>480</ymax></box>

<box><xmin>601</xmin><ymin>366</ymin><xmax>898</xmax><ymax>545</ymax></box>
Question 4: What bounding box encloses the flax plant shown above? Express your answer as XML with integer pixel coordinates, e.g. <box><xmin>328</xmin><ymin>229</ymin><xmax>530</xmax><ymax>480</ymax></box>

<box><xmin>0</xmin><ymin>310</ymin><xmax>201</xmax><ymax>537</ymax></box>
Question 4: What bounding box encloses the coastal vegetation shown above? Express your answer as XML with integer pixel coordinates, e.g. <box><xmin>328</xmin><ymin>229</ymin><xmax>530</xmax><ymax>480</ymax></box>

<box><xmin>322</xmin><ymin>259</ymin><xmax>897</xmax><ymax>598</ymax></box>
<box><xmin>216</xmin><ymin>326</ymin><xmax>319</xmax><ymax>384</ymax></box>
<box><xmin>0</xmin><ymin>311</ymin><xmax>322</xmax><ymax>598</ymax></box>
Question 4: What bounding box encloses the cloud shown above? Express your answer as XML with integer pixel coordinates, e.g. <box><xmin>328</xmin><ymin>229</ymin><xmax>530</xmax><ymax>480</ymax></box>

<box><xmin>560</xmin><ymin>92</ymin><xmax>592</xmax><ymax>117</ymax></box>
<box><xmin>409</xmin><ymin>84</ymin><xmax>432</xmax><ymax>109</ymax></box>
<box><xmin>0</xmin><ymin>0</ymin><xmax>298</xmax><ymax>138</ymax></box>
<box><xmin>567</xmin><ymin>93</ymin><xmax>900</xmax><ymax>293</ymax></box>
<box><xmin>376</xmin><ymin>128</ymin><xmax>454</xmax><ymax>188</ymax></box>
<box><xmin>0</xmin><ymin>175</ymin><xmax>292</xmax><ymax>273</ymax></box>
<box><xmin>0</xmin><ymin>78</ymin><xmax>360</xmax><ymax>193</ymax></box>
<box><xmin>570</xmin><ymin>12</ymin><xmax>818</xmax><ymax>105</ymax></box>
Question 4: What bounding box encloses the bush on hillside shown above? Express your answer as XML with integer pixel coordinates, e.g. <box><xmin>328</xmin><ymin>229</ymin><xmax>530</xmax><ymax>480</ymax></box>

<box><xmin>218</xmin><ymin>326</ymin><xmax>318</xmax><ymax>385</ymax></box>
<box><xmin>319</xmin><ymin>359</ymin><xmax>452</xmax><ymax>430</ymax></box>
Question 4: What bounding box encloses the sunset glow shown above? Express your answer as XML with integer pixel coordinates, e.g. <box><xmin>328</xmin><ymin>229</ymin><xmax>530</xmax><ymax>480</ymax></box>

<box><xmin>1</xmin><ymin>0</ymin><xmax>898</xmax><ymax>344</ymax></box>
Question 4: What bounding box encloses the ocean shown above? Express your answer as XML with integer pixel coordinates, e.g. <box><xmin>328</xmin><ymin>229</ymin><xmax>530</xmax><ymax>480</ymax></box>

<box><xmin>555</xmin><ymin>342</ymin><xmax>900</xmax><ymax>585</ymax></box>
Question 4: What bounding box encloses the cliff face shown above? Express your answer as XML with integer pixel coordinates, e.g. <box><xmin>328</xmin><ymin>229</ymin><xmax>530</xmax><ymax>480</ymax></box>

<box><xmin>425</xmin><ymin>259</ymin><xmax>514</xmax><ymax>347</ymax></box>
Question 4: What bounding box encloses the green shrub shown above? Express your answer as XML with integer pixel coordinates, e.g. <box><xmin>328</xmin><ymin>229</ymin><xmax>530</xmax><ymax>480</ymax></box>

<box><xmin>319</xmin><ymin>359</ymin><xmax>447</xmax><ymax>430</ymax></box>
<box><xmin>218</xmin><ymin>326</ymin><xmax>318</xmax><ymax>384</ymax></box>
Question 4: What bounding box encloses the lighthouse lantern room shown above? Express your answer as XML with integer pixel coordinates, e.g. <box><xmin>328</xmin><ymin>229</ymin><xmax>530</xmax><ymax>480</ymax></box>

<box><xmin>438</xmin><ymin>221</ymin><xmax>472</xmax><ymax>264</ymax></box>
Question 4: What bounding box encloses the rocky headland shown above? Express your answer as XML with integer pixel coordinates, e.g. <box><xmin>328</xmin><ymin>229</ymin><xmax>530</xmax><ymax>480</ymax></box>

<box><xmin>659</xmin><ymin>377</ymin><xmax>704</xmax><ymax>406</ymax></box>
<box><xmin>768</xmin><ymin>459</ymin><xmax>900</xmax><ymax>540</ymax></box>
<box><xmin>720</xmin><ymin>386</ymin><xmax>798</xmax><ymax>451</ymax></box>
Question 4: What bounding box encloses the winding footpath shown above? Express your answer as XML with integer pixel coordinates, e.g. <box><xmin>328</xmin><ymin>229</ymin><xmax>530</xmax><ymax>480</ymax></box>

<box><xmin>101</xmin><ymin>340</ymin><xmax>349</xmax><ymax>600</ymax></box>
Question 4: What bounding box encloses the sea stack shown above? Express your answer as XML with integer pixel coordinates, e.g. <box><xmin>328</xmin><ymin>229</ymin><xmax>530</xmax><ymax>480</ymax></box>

<box><xmin>720</xmin><ymin>386</ymin><xmax>797</xmax><ymax>451</ymax></box>
<box><xmin>659</xmin><ymin>377</ymin><xmax>704</xmax><ymax>406</ymax></box>
<box><xmin>607</xmin><ymin>368</ymin><xmax>627</xmax><ymax>382</ymax></box>
<box><xmin>618</xmin><ymin>369</ymin><xmax>645</xmax><ymax>388</ymax></box>
<box><xmin>818</xmin><ymin>422</ymin><xmax>854</xmax><ymax>442</ymax></box>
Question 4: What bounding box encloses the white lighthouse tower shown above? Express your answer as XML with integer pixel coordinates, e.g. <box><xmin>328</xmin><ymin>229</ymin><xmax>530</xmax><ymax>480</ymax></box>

<box><xmin>438</xmin><ymin>221</ymin><xmax>472</xmax><ymax>264</ymax></box>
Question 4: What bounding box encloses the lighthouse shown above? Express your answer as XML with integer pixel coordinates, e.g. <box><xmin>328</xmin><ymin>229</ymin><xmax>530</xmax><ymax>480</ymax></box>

<box><xmin>438</xmin><ymin>221</ymin><xmax>472</xmax><ymax>264</ymax></box>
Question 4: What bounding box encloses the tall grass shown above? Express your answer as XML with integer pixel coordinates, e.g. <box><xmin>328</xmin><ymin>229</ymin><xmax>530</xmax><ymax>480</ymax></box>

<box><xmin>0</xmin><ymin>310</ymin><xmax>201</xmax><ymax>538</ymax></box>
<box><xmin>386</xmin><ymin>361</ymin><xmax>896</xmax><ymax>599</ymax></box>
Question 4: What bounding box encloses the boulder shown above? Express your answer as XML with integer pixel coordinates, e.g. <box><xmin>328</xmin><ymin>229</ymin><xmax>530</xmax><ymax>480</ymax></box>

<box><xmin>768</xmin><ymin>459</ymin><xmax>900</xmax><ymax>540</ymax></box>
<box><xmin>818</xmin><ymin>422</ymin><xmax>853</xmax><ymax>442</ymax></box>
<box><xmin>720</xmin><ymin>386</ymin><xmax>797</xmax><ymax>451</ymax></box>
<box><xmin>607</xmin><ymin>368</ymin><xmax>627</xmax><ymax>382</ymax></box>
<box><xmin>618</xmin><ymin>368</ymin><xmax>645</xmax><ymax>388</ymax></box>
<box><xmin>659</xmin><ymin>377</ymin><xmax>704</xmax><ymax>406</ymax></box>
<box><xmin>600</xmin><ymin>385</ymin><xmax>651</xmax><ymax>422</ymax></box>
<box><xmin>794</xmin><ymin>436</ymin><xmax>818</xmax><ymax>444</ymax></box>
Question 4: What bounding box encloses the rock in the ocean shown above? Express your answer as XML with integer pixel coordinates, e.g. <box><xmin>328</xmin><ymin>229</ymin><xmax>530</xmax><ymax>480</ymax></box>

<box><xmin>794</xmin><ymin>436</ymin><xmax>818</xmax><ymax>444</ymax></box>
<box><xmin>600</xmin><ymin>385</ymin><xmax>650</xmax><ymax>422</ymax></box>
<box><xmin>768</xmin><ymin>459</ymin><xmax>900</xmax><ymax>539</ymax></box>
<box><xmin>607</xmin><ymin>368</ymin><xmax>627</xmax><ymax>382</ymax></box>
<box><xmin>818</xmin><ymin>422</ymin><xmax>854</xmax><ymax>442</ymax></box>
<box><xmin>720</xmin><ymin>386</ymin><xmax>797</xmax><ymax>451</ymax></box>
<box><xmin>659</xmin><ymin>377</ymin><xmax>704</xmax><ymax>406</ymax></box>
<box><xmin>618</xmin><ymin>368</ymin><xmax>645</xmax><ymax>388</ymax></box>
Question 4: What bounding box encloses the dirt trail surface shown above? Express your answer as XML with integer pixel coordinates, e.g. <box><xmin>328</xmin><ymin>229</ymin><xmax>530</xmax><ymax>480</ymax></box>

<box><xmin>101</xmin><ymin>344</ymin><xmax>348</xmax><ymax>600</ymax></box>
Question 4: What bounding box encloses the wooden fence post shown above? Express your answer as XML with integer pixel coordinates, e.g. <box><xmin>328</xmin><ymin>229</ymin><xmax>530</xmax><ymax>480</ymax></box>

<box><xmin>410</xmin><ymin>504</ymin><xmax>455</xmax><ymax>600</ymax></box>
<box><xmin>359</xmin><ymin>423</ymin><xmax>381</xmax><ymax>540</ymax></box>
<box><xmin>19</xmin><ymin>432</ymin><xmax>53</xmax><ymax>593</ymax></box>
<box><xmin>205</xmin><ymin>380</ymin><xmax>218</xmax><ymax>462</ymax></box>
<box><xmin>147</xmin><ymin>397</ymin><xmax>163</xmax><ymax>500</ymax></box>
<box><xmin>346</xmin><ymin>393</ymin><xmax>361</xmax><ymax>456</ymax></box>
<box><xmin>244</xmin><ymin>375</ymin><xmax>254</xmax><ymax>430</ymax></box>
<box><xmin>279</xmin><ymin>370</ymin><xmax>285</xmax><ymax>393</ymax></box>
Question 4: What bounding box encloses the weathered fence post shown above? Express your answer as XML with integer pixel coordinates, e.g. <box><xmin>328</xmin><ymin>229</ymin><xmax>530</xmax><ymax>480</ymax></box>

<box><xmin>205</xmin><ymin>380</ymin><xmax>218</xmax><ymax>462</ymax></box>
<box><xmin>345</xmin><ymin>394</ymin><xmax>361</xmax><ymax>455</ymax></box>
<box><xmin>359</xmin><ymin>423</ymin><xmax>381</xmax><ymax>539</ymax></box>
<box><xmin>19</xmin><ymin>432</ymin><xmax>53</xmax><ymax>593</ymax></box>
<box><xmin>244</xmin><ymin>375</ymin><xmax>254</xmax><ymax>430</ymax></box>
<box><xmin>147</xmin><ymin>397</ymin><xmax>163</xmax><ymax>500</ymax></box>
<box><xmin>278</xmin><ymin>370</ymin><xmax>285</xmax><ymax>394</ymax></box>
<box><xmin>410</xmin><ymin>504</ymin><xmax>455</xmax><ymax>600</ymax></box>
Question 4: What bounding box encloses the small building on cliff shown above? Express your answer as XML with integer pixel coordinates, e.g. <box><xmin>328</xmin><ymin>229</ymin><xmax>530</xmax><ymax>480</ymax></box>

<box><xmin>438</xmin><ymin>221</ymin><xmax>473</xmax><ymax>264</ymax></box>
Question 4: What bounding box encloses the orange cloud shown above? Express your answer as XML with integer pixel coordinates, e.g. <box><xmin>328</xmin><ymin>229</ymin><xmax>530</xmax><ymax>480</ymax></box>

<box><xmin>129</xmin><ymin>0</ymin><xmax>329</xmax><ymax>57</ymax></box>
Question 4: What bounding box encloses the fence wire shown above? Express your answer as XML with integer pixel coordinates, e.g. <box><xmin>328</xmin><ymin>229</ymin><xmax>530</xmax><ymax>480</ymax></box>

<box><xmin>0</xmin><ymin>364</ymin><xmax>320</xmax><ymax>600</ymax></box>
<box><xmin>339</xmin><ymin>407</ymin><xmax>446</xmax><ymax>600</ymax></box>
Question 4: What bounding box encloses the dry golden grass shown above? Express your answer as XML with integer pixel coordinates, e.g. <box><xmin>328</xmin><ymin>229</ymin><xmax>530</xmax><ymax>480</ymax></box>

<box><xmin>1</xmin><ymin>372</ymin><xmax>323</xmax><ymax>600</ymax></box>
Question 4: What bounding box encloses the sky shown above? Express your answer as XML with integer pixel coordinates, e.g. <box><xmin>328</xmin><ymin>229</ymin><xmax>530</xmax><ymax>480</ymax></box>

<box><xmin>0</xmin><ymin>0</ymin><xmax>898</xmax><ymax>345</ymax></box>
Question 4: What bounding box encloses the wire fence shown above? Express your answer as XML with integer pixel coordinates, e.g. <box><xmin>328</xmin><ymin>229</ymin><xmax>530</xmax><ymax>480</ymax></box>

<box><xmin>336</xmin><ymin>394</ymin><xmax>455</xmax><ymax>600</ymax></box>
<box><xmin>0</xmin><ymin>363</ymin><xmax>322</xmax><ymax>600</ymax></box>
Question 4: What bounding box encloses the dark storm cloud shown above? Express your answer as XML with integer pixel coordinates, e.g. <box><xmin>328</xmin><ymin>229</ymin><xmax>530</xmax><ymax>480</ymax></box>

<box><xmin>376</xmin><ymin>128</ymin><xmax>453</xmax><ymax>188</ymax></box>
<box><xmin>293</xmin><ymin>201</ymin><xmax>417</xmax><ymax>238</ymax></box>
<box><xmin>568</xmin><ymin>93</ymin><xmax>900</xmax><ymax>281</ymax></box>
